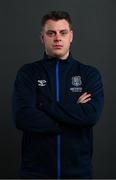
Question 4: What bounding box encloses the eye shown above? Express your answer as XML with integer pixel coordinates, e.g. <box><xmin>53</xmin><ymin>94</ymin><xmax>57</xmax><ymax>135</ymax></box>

<box><xmin>46</xmin><ymin>31</ymin><xmax>55</xmax><ymax>37</ymax></box>
<box><xmin>60</xmin><ymin>30</ymin><xmax>69</xmax><ymax>36</ymax></box>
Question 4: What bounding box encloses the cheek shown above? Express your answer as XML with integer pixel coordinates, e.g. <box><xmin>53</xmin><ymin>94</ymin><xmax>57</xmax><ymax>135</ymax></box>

<box><xmin>64</xmin><ymin>38</ymin><xmax>72</xmax><ymax>48</ymax></box>
<box><xmin>65</xmin><ymin>34</ymin><xmax>72</xmax><ymax>43</ymax></box>
<box><xmin>44</xmin><ymin>39</ymin><xmax>53</xmax><ymax>49</ymax></box>
<box><xmin>43</xmin><ymin>37</ymin><xmax>52</xmax><ymax>44</ymax></box>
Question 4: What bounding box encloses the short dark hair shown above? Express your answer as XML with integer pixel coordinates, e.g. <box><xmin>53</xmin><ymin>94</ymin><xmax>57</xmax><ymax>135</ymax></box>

<box><xmin>41</xmin><ymin>11</ymin><xmax>72</xmax><ymax>30</ymax></box>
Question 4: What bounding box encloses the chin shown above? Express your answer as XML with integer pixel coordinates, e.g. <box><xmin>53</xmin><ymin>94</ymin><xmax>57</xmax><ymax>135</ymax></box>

<box><xmin>52</xmin><ymin>52</ymin><xmax>63</xmax><ymax>58</ymax></box>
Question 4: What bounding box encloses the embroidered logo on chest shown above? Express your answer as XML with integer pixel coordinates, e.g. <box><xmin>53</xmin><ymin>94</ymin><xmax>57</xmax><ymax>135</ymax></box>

<box><xmin>37</xmin><ymin>80</ymin><xmax>47</xmax><ymax>87</ymax></box>
<box><xmin>70</xmin><ymin>76</ymin><xmax>83</xmax><ymax>92</ymax></box>
<box><xmin>72</xmin><ymin>76</ymin><xmax>82</xmax><ymax>87</ymax></box>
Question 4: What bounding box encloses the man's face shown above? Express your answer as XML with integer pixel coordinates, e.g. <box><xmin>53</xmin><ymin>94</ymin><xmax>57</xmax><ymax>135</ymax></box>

<box><xmin>40</xmin><ymin>19</ymin><xmax>73</xmax><ymax>59</ymax></box>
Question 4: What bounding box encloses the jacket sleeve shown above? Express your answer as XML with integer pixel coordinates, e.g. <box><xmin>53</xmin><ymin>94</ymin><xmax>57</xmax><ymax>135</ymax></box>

<box><xmin>12</xmin><ymin>65</ymin><xmax>60</xmax><ymax>133</ymax></box>
<box><xmin>41</xmin><ymin>67</ymin><xmax>104</xmax><ymax>127</ymax></box>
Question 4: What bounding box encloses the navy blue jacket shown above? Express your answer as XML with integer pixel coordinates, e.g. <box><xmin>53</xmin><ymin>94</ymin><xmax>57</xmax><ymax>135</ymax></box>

<box><xmin>13</xmin><ymin>53</ymin><xmax>104</xmax><ymax>179</ymax></box>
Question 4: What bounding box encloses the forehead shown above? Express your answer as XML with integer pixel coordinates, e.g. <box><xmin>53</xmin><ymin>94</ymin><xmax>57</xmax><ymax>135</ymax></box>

<box><xmin>43</xmin><ymin>19</ymin><xmax>70</xmax><ymax>31</ymax></box>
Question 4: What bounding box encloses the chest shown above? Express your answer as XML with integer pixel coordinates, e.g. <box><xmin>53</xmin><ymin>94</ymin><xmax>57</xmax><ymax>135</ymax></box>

<box><xmin>35</xmin><ymin>62</ymin><xmax>86</xmax><ymax>103</ymax></box>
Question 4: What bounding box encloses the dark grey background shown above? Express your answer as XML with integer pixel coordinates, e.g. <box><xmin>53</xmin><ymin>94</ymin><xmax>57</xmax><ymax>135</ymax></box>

<box><xmin>0</xmin><ymin>0</ymin><xmax>116</xmax><ymax>178</ymax></box>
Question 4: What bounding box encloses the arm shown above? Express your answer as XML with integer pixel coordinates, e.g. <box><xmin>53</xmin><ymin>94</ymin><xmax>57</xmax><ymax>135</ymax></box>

<box><xmin>40</xmin><ymin>68</ymin><xmax>104</xmax><ymax>127</ymax></box>
<box><xmin>12</xmin><ymin>65</ymin><xmax>60</xmax><ymax>134</ymax></box>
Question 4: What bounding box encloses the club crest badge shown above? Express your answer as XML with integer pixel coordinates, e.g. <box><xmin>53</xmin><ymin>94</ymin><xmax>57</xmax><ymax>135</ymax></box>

<box><xmin>72</xmin><ymin>76</ymin><xmax>82</xmax><ymax>87</ymax></box>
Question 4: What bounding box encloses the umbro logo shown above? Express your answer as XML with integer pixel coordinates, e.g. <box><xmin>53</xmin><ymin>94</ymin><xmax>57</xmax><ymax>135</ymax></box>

<box><xmin>37</xmin><ymin>80</ymin><xmax>47</xmax><ymax>87</ymax></box>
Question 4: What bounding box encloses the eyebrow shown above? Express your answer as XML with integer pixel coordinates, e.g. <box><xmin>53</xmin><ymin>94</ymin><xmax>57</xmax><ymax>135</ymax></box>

<box><xmin>46</xmin><ymin>29</ymin><xmax>69</xmax><ymax>33</ymax></box>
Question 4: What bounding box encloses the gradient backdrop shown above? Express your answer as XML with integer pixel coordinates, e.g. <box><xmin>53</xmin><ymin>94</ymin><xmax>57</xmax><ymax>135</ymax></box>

<box><xmin>0</xmin><ymin>0</ymin><xmax>116</xmax><ymax>178</ymax></box>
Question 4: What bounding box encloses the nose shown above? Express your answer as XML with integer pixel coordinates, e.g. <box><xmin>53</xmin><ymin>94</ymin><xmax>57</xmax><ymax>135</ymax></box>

<box><xmin>54</xmin><ymin>33</ymin><xmax>61</xmax><ymax>42</ymax></box>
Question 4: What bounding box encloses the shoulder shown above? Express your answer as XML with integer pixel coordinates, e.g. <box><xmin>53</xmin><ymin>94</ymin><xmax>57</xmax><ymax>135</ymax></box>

<box><xmin>73</xmin><ymin>58</ymin><xmax>102</xmax><ymax>78</ymax></box>
<box><xmin>17</xmin><ymin>59</ymin><xmax>43</xmax><ymax>75</ymax></box>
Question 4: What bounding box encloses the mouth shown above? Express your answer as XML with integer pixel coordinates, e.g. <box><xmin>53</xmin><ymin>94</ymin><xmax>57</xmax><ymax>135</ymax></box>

<box><xmin>53</xmin><ymin>45</ymin><xmax>63</xmax><ymax>49</ymax></box>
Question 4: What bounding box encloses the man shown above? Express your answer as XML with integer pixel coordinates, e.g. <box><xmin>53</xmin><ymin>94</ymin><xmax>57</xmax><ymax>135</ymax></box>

<box><xmin>13</xmin><ymin>11</ymin><xmax>104</xmax><ymax>179</ymax></box>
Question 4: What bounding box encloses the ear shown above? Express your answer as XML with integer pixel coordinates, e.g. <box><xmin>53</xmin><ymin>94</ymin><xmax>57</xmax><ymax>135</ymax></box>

<box><xmin>40</xmin><ymin>32</ymin><xmax>44</xmax><ymax>44</ymax></box>
<box><xmin>70</xmin><ymin>30</ymin><xmax>73</xmax><ymax>43</ymax></box>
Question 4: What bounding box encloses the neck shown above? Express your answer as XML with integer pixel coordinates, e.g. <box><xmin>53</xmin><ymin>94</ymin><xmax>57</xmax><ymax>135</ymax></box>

<box><xmin>46</xmin><ymin>52</ymin><xmax>69</xmax><ymax>60</ymax></box>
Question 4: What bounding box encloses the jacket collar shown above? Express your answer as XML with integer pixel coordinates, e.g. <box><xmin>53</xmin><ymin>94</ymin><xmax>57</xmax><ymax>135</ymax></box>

<box><xmin>43</xmin><ymin>52</ymin><xmax>73</xmax><ymax>64</ymax></box>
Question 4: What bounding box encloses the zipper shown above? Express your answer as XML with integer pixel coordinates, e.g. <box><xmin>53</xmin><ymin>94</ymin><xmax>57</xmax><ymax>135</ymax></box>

<box><xmin>56</xmin><ymin>61</ymin><xmax>61</xmax><ymax>179</ymax></box>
